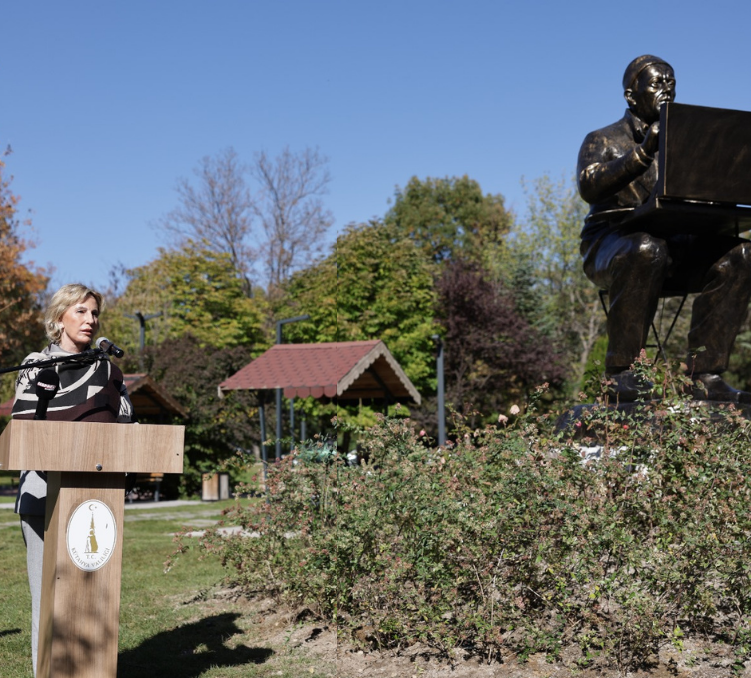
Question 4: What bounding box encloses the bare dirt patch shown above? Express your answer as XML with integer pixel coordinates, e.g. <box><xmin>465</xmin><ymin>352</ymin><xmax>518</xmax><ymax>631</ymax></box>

<box><xmin>196</xmin><ymin>589</ymin><xmax>751</xmax><ymax>677</ymax></box>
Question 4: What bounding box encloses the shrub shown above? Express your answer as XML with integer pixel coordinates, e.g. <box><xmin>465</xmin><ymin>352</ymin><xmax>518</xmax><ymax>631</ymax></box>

<box><xmin>185</xmin><ymin>364</ymin><xmax>751</xmax><ymax>672</ymax></box>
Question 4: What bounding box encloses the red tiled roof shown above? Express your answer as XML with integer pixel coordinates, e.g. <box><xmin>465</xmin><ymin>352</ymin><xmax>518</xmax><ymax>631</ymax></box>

<box><xmin>219</xmin><ymin>341</ymin><xmax>421</xmax><ymax>403</ymax></box>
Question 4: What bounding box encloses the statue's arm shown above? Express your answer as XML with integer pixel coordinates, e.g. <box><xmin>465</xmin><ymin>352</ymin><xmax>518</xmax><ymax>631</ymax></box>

<box><xmin>577</xmin><ymin>129</ymin><xmax>654</xmax><ymax>205</ymax></box>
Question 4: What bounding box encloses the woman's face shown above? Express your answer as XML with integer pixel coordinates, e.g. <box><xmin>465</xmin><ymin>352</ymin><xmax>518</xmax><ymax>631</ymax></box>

<box><xmin>58</xmin><ymin>295</ymin><xmax>100</xmax><ymax>353</ymax></box>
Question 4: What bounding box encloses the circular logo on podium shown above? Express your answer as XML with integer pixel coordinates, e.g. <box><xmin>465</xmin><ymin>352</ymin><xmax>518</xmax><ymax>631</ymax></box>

<box><xmin>66</xmin><ymin>500</ymin><xmax>117</xmax><ymax>571</ymax></box>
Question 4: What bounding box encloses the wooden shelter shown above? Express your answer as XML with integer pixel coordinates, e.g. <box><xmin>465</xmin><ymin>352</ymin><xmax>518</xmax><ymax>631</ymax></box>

<box><xmin>122</xmin><ymin>374</ymin><xmax>187</xmax><ymax>422</ymax></box>
<box><xmin>218</xmin><ymin>340</ymin><xmax>421</xmax><ymax>470</ymax></box>
<box><xmin>218</xmin><ymin>340</ymin><xmax>421</xmax><ymax>404</ymax></box>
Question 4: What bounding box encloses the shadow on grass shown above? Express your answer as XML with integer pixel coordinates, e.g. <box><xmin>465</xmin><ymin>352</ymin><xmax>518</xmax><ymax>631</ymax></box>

<box><xmin>0</xmin><ymin>629</ymin><xmax>21</xmax><ymax>638</ymax></box>
<box><xmin>118</xmin><ymin>612</ymin><xmax>273</xmax><ymax>678</ymax></box>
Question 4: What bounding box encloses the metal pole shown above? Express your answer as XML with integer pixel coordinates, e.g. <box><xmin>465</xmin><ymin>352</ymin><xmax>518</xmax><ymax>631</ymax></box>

<box><xmin>289</xmin><ymin>398</ymin><xmax>296</xmax><ymax>444</ymax></box>
<box><xmin>433</xmin><ymin>335</ymin><xmax>446</xmax><ymax>446</ymax></box>
<box><xmin>275</xmin><ymin>388</ymin><xmax>283</xmax><ymax>461</ymax></box>
<box><xmin>138</xmin><ymin>313</ymin><xmax>146</xmax><ymax>351</ymax></box>
<box><xmin>275</xmin><ymin>315</ymin><xmax>311</xmax><ymax>460</ymax></box>
<box><xmin>259</xmin><ymin>399</ymin><xmax>268</xmax><ymax>485</ymax></box>
<box><xmin>124</xmin><ymin>311</ymin><xmax>162</xmax><ymax>372</ymax></box>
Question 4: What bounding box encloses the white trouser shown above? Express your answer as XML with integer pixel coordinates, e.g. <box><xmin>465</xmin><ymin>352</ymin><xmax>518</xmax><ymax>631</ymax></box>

<box><xmin>20</xmin><ymin>514</ymin><xmax>44</xmax><ymax>678</ymax></box>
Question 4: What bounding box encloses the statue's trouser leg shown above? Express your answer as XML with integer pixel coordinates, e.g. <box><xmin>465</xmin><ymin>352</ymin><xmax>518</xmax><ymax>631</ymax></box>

<box><xmin>687</xmin><ymin>240</ymin><xmax>751</xmax><ymax>375</ymax></box>
<box><xmin>582</xmin><ymin>231</ymin><xmax>667</xmax><ymax>372</ymax></box>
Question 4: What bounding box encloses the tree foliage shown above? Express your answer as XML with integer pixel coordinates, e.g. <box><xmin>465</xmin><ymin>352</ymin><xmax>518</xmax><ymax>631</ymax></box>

<box><xmin>386</xmin><ymin>175</ymin><xmax>512</xmax><ymax>264</ymax></box>
<box><xmin>139</xmin><ymin>334</ymin><xmax>259</xmax><ymax>496</ymax></box>
<box><xmin>507</xmin><ymin>174</ymin><xmax>605</xmax><ymax>394</ymax></box>
<box><xmin>280</xmin><ymin>220</ymin><xmax>439</xmax><ymax>395</ymax></box>
<box><xmin>436</xmin><ymin>258</ymin><xmax>566</xmax><ymax>420</ymax></box>
<box><xmin>274</xmin><ymin>256</ymin><xmax>337</xmax><ymax>343</ymax></box>
<box><xmin>103</xmin><ymin>241</ymin><xmax>268</xmax><ymax>357</ymax></box>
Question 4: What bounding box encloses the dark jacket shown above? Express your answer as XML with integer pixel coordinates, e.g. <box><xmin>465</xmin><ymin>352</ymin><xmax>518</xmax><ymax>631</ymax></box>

<box><xmin>577</xmin><ymin>110</ymin><xmax>658</xmax><ymax>240</ymax></box>
<box><xmin>12</xmin><ymin>344</ymin><xmax>134</xmax><ymax>516</ymax></box>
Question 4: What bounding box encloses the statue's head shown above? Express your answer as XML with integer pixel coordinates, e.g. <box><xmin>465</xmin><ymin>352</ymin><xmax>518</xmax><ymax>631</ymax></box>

<box><xmin>623</xmin><ymin>55</ymin><xmax>675</xmax><ymax>124</ymax></box>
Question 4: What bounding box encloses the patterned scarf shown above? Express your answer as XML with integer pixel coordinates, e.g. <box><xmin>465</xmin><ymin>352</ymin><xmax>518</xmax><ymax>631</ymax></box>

<box><xmin>12</xmin><ymin>344</ymin><xmax>132</xmax><ymax>423</ymax></box>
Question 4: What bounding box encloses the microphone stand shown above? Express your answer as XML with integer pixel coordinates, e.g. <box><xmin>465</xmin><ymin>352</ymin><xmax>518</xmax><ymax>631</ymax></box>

<box><xmin>0</xmin><ymin>349</ymin><xmax>109</xmax><ymax>376</ymax></box>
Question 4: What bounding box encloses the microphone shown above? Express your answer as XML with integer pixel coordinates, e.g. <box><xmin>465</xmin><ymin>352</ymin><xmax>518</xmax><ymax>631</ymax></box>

<box><xmin>96</xmin><ymin>337</ymin><xmax>125</xmax><ymax>358</ymax></box>
<box><xmin>34</xmin><ymin>369</ymin><xmax>60</xmax><ymax>421</ymax></box>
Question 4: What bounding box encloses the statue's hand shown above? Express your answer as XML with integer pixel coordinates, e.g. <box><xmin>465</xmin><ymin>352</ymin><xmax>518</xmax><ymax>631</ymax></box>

<box><xmin>641</xmin><ymin>122</ymin><xmax>660</xmax><ymax>158</ymax></box>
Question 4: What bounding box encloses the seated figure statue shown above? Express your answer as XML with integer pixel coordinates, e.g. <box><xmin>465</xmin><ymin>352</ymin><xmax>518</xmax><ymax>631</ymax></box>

<box><xmin>577</xmin><ymin>54</ymin><xmax>751</xmax><ymax>403</ymax></box>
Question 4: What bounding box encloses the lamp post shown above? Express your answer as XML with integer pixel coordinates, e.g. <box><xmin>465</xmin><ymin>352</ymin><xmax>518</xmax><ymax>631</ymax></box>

<box><xmin>275</xmin><ymin>315</ymin><xmax>311</xmax><ymax>460</ymax></box>
<box><xmin>124</xmin><ymin>311</ymin><xmax>162</xmax><ymax>371</ymax></box>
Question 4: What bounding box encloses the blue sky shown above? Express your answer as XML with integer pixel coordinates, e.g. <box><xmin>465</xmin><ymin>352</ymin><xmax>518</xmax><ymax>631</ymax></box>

<box><xmin>4</xmin><ymin>0</ymin><xmax>751</xmax><ymax>290</ymax></box>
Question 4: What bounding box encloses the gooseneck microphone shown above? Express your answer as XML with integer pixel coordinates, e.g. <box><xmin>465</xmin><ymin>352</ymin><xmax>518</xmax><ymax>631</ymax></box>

<box><xmin>34</xmin><ymin>369</ymin><xmax>60</xmax><ymax>420</ymax></box>
<box><xmin>96</xmin><ymin>337</ymin><xmax>125</xmax><ymax>359</ymax></box>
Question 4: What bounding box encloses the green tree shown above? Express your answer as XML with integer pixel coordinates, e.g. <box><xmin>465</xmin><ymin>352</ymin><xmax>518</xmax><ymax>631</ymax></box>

<box><xmin>280</xmin><ymin>220</ymin><xmax>439</xmax><ymax>395</ymax></box>
<box><xmin>385</xmin><ymin>175</ymin><xmax>512</xmax><ymax>265</ymax></box>
<box><xmin>274</xmin><ymin>256</ymin><xmax>337</xmax><ymax>343</ymax></box>
<box><xmin>103</xmin><ymin>241</ymin><xmax>269</xmax><ymax>360</ymax></box>
<box><xmin>507</xmin><ymin>174</ymin><xmax>605</xmax><ymax>394</ymax></box>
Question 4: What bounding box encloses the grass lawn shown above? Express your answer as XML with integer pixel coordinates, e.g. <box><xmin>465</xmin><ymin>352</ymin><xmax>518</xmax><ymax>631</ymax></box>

<box><xmin>0</xmin><ymin>500</ymin><xmax>335</xmax><ymax>678</ymax></box>
<box><xmin>0</xmin><ymin>472</ymin><xmax>19</xmax><ymax>504</ymax></box>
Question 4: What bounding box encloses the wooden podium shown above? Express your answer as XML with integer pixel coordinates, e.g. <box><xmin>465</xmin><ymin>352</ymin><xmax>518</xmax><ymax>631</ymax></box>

<box><xmin>0</xmin><ymin>419</ymin><xmax>184</xmax><ymax>678</ymax></box>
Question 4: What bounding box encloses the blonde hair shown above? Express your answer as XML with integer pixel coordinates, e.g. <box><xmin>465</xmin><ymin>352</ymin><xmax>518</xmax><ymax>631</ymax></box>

<box><xmin>44</xmin><ymin>283</ymin><xmax>105</xmax><ymax>344</ymax></box>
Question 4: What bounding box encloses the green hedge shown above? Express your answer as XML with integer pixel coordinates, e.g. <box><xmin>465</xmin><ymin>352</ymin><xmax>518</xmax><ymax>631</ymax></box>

<box><xmin>190</xmin><ymin>367</ymin><xmax>751</xmax><ymax>673</ymax></box>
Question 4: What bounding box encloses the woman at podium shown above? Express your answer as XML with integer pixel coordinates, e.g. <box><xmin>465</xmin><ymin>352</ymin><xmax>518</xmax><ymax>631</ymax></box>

<box><xmin>11</xmin><ymin>283</ymin><xmax>134</xmax><ymax>676</ymax></box>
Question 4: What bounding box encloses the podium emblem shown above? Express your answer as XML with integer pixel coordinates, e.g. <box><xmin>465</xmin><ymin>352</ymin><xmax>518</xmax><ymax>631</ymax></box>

<box><xmin>66</xmin><ymin>500</ymin><xmax>117</xmax><ymax>571</ymax></box>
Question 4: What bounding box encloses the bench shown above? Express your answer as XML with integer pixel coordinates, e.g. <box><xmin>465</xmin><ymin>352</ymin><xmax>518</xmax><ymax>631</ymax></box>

<box><xmin>127</xmin><ymin>473</ymin><xmax>164</xmax><ymax>502</ymax></box>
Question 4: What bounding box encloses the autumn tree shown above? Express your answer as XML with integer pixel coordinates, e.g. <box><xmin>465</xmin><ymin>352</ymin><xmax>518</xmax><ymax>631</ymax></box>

<box><xmin>0</xmin><ymin>152</ymin><xmax>48</xmax><ymax>397</ymax></box>
<box><xmin>385</xmin><ymin>175</ymin><xmax>512</xmax><ymax>265</ymax></box>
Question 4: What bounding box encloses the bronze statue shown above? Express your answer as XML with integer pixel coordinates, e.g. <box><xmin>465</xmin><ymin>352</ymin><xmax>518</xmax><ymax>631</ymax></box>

<box><xmin>577</xmin><ymin>55</ymin><xmax>751</xmax><ymax>402</ymax></box>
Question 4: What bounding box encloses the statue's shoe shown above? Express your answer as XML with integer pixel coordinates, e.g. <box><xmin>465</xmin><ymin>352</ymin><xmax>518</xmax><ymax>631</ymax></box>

<box><xmin>690</xmin><ymin>373</ymin><xmax>751</xmax><ymax>404</ymax></box>
<box><xmin>605</xmin><ymin>370</ymin><xmax>654</xmax><ymax>403</ymax></box>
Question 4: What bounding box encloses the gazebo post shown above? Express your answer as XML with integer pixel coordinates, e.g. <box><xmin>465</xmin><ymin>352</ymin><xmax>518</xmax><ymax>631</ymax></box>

<box><xmin>367</xmin><ymin>367</ymin><xmax>394</xmax><ymax>415</ymax></box>
<box><xmin>275</xmin><ymin>315</ymin><xmax>311</xmax><ymax>460</ymax></box>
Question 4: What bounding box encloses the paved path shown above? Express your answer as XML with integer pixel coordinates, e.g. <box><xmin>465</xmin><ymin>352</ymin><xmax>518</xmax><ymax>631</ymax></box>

<box><xmin>0</xmin><ymin>499</ymin><xmax>218</xmax><ymax>530</ymax></box>
<box><xmin>0</xmin><ymin>499</ymin><xmax>204</xmax><ymax>510</ymax></box>
<box><xmin>0</xmin><ymin>498</ymin><xmax>267</xmax><ymax>539</ymax></box>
